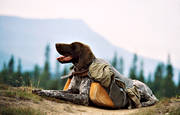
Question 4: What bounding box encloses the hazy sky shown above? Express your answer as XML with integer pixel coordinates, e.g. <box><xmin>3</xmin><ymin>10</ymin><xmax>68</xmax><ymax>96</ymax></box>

<box><xmin>0</xmin><ymin>0</ymin><xmax>180</xmax><ymax>68</ymax></box>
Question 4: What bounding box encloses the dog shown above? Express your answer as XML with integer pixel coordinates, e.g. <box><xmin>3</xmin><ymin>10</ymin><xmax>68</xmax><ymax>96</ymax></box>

<box><xmin>33</xmin><ymin>42</ymin><xmax>158</xmax><ymax>108</ymax></box>
<box><xmin>56</xmin><ymin>42</ymin><xmax>95</xmax><ymax>77</ymax></box>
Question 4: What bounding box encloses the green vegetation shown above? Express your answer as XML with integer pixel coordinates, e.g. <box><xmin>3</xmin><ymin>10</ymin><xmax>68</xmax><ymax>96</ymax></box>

<box><xmin>0</xmin><ymin>84</ymin><xmax>42</xmax><ymax>103</ymax></box>
<box><xmin>170</xmin><ymin>107</ymin><xmax>180</xmax><ymax>115</ymax></box>
<box><xmin>0</xmin><ymin>106</ymin><xmax>45</xmax><ymax>115</ymax></box>
<box><xmin>0</xmin><ymin>44</ymin><xmax>68</xmax><ymax>90</ymax></box>
<box><xmin>133</xmin><ymin>98</ymin><xmax>180</xmax><ymax>115</ymax></box>
<box><xmin>129</xmin><ymin>54</ymin><xmax>138</xmax><ymax>79</ymax></box>
<box><xmin>0</xmin><ymin>84</ymin><xmax>45</xmax><ymax>115</ymax></box>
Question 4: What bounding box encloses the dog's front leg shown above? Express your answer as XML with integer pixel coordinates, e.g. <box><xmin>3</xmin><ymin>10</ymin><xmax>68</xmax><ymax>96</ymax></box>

<box><xmin>32</xmin><ymin>77</ymin><xmax>91</xmax><ymax>106</ymax></box>
<box><xmin>32</xmin><ymin>89</ymin><xmax>89</xmax><ymax>105</ymax></box>
<box><xmin>62</xmin><ymin>77</ymin><xmax>91</xmax><ymax>106</ymax></box>
<box><xmin>57</xmin><ymin>92</ymin><xmax>89</xmax><ymax>105</ymax></box>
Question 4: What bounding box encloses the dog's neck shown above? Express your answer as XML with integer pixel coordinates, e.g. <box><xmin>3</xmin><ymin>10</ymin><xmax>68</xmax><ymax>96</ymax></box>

<box><xmin>73</xmin><ymin>57</ymin><xmax>96</xmax><ymax>71</ymax></box>
<box><xmin>72</xmin><ymin>57</ymin><xmax>96</xmax><ymax>77</ymax></box>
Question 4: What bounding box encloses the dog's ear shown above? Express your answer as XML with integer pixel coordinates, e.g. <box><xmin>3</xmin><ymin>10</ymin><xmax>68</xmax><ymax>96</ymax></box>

<box><xmin>77</xmin><ymin>44</ymin><xmax>95</xmax><ymax>70</ymax></box>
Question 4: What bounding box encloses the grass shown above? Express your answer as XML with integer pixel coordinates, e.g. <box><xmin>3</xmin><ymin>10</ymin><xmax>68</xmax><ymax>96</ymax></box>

<box><xmin>0</xmin><ymin>106</ymin><xmax>45</xmax><ymax>115</ymax></box>
<box><xmin>169</xmin><ymin>107</ymin><xmax>180</xmax><ymax>115</ymax></box>
<box><xmin>0</xmin><ymin>84</ymin><xmax>43</xmax><ymax>103</ymax></box>
<box><xmin>0</xmin><ymin>84</ymin><xmax>45</xmax><ymax>115</ymax></box>
<box><xmin>0</xmin><ymin>84</ymin><xmax>9</xmax><ymax>90</ymax></box>
<box><xmin>134</xmin><ymin>97</ymin><xmax>180</xmax><ymax>115</ymax></box>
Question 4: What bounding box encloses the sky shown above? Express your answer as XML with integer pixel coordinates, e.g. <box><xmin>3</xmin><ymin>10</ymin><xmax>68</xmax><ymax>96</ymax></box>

<box><xmin>0</xmin><ymin>0</ymin><xmax>180</xmax><ymax>68</ymax></box>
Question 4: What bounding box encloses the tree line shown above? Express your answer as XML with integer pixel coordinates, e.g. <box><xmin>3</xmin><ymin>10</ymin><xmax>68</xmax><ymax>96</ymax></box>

<box><xmin>111</xmin><ymin>53</ymin><xmax>180</xmax><ymax>98</ymax></box>
<box><xmin>0</xmin><ymin>44</ymin><xmax>68</xmax><ymax>90</ymax></box>
<box><xmin>0</xmin><ymin>44</ymin><xmax>180</xmax><ymax>98</ymax></box>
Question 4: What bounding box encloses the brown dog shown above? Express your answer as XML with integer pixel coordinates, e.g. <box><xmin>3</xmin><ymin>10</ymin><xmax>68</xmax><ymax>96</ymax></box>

<box><xmin>32</xmin><ymin>42</ymin><xmax>96</xmax><ymax>106</ymax></box>
<box><xmin>56</xmin><ymin>42</ymin><xmax>96</xmax><ymax>77</ymax></box>
<box><xmin>33</xmin><ymin>42</ymin><xmax>158</xmax><ymax>108</ymax></box>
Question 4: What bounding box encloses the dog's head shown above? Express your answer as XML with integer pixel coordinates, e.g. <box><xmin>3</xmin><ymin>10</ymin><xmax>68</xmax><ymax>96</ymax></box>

<box><xmin>56</xmin><ymin>42</ymin><xmax>96</xmax><ymax>71</ymax></box>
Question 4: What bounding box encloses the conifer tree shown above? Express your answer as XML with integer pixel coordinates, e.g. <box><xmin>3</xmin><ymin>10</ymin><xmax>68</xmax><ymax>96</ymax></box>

<box><xmin>111</xmin><ymin>52</ymin><xmax>118</xmax><ymax>69</ymax></box>
<box><xmin>139</xmin><ymin>61</ymin><xmax>145</xmax><ymax>82</ymax></box>
<box><xmin>39</xmin><ymin>44</ymin><xmax>51</xmax><ymax>89</ymax></box>
<box><xmin>14</xmin><ymin>59</ymin><xmax>23</xmax><ymax>87</ymax></box>
<box><xmin>7</xmin><ymin>55</ymin><xmax>15</xmax><ymax>85</ymax></box>
<box><xmin>163</xmin><ymin>55</ymin><xmax>176</xmax><ymax>97</ymax></box>
<box><xmin>147</xmin><ymin>73</ymin><xmax>152</xmax><ymax>89</ymax></box>
<box><xmin>129</xmin><ymin>54</ymin><xmax>138</xmax><ymax>79</ymax></box>
<box><xmin>0</xmin><ymin>62</ymin><xmax>8</xmax><ymax>84</ymax></box>
<box><xmin>17</xmin><ymin>59</ymin><xmax>22</xmax><ymax>73</ymax></box>
<box><xmin>178</xmin><ymin>73</ymin><xmax>180</xmax><ymax>95</ymax></box>
<box><xmin>22</xmin><ymin>72</ymin><xmax>31</xmax><ymax>86</ymax></box>
<box><xmin>48</xmin><ymin>61</ymin><xmax>61</xmax><ymax>90</ymax></box>
<box><xmin>8</xmin><ymin>55</ymin><xmax>15</xmax><ymax>74</ymax></box>
<box><xmin>119</xmin><ymin>57</ymin><xmax>124</xmax><ymax>74</ymax></box>
<box><xmin>153</xmin><ymin>63</ymin><xmax>164</xmax><ymax>97</ymax></box>
<box><xmin>33</xmin><ymin>64</ymin><xmax>40</xmax><ymax>87</ymax></box>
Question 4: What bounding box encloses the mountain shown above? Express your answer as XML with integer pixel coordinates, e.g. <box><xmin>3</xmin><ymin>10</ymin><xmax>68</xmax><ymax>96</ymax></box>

<box><xmin>0</xmin><ymin>16</ymin><xmax>179</xmax><ymax>83</ymax></box>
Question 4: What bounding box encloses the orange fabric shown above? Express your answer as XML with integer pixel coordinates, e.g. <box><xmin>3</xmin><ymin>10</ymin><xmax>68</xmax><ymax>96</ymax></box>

<box><xmin>63</xmin><ymin>78</ymin><xmax>72</xmax><ymax>91</ymax></box>
<box><xmin>90</xmin><ymin>82</ymin><xmax>115</xmax><ymax>108</ymax></box>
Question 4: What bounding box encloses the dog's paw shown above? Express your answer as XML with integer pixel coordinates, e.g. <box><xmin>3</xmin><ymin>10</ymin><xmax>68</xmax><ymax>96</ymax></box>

<box><xmin>32</xmin><ymin>89</ymin><xmax>42</xmax><ymax>95</ymax></box>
